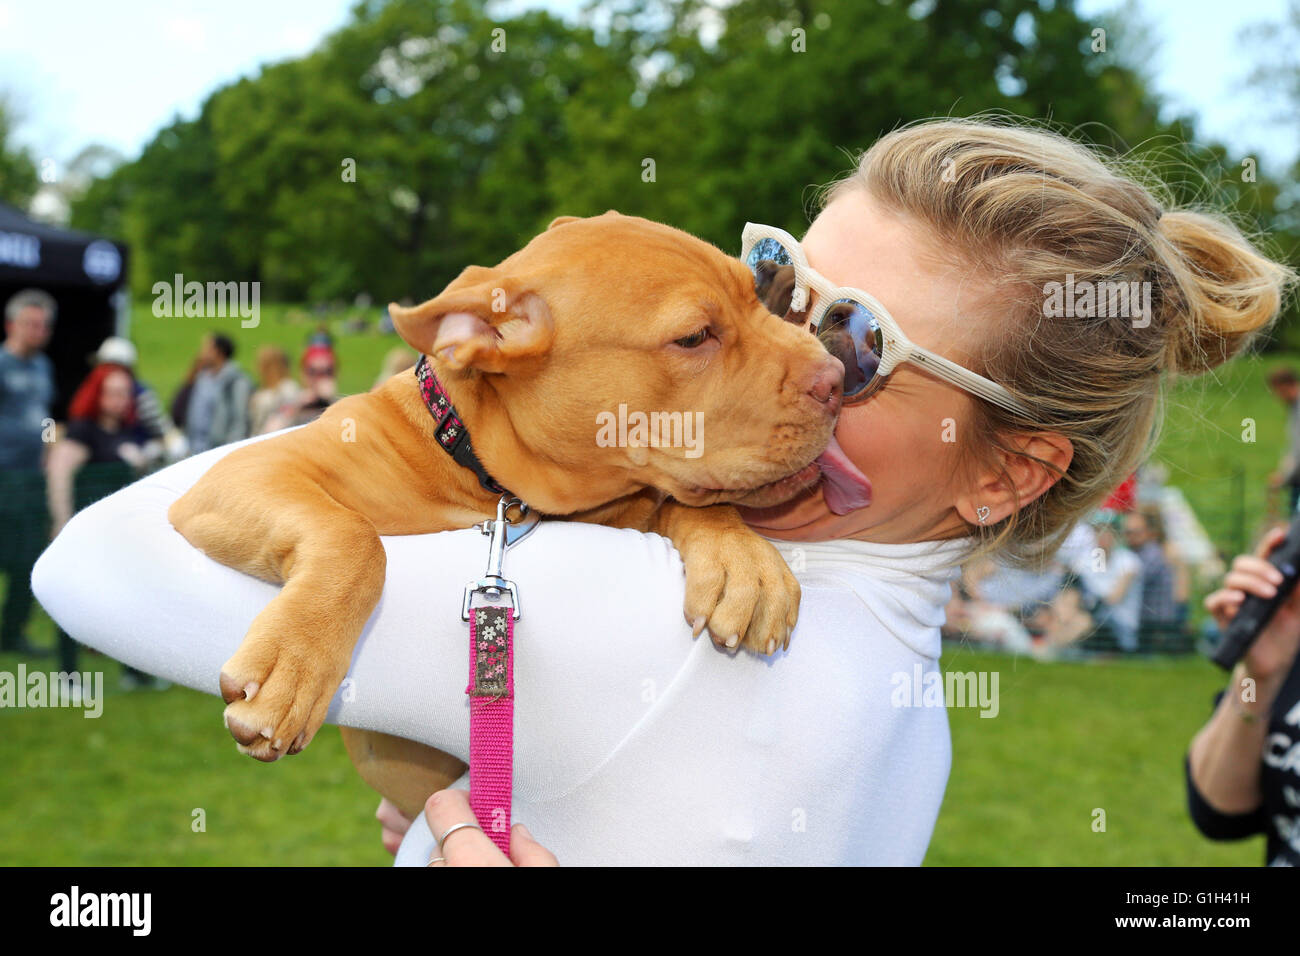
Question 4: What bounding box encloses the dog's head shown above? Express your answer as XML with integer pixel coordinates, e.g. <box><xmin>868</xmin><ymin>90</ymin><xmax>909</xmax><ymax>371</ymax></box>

<box><xmin>388</xmin><ymin>211</ymin><xmax>843</xmax><ymax>515</ymax></box>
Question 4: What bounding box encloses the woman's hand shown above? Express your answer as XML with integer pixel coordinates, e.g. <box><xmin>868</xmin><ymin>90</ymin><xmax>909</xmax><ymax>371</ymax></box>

<box><xmin>1204</xmin><ymin>525</ymin><xmax>1300</xmax><ymax>685</ymax></box>
<box><xmin>376</xmin><ymin>798</ymin><xmax>413</xmax><ymax>856</ymax></box>
<box><xmin>423</xmin><ymin>789</ymin><xmax>558</xmax><ymax>867</ymax></box>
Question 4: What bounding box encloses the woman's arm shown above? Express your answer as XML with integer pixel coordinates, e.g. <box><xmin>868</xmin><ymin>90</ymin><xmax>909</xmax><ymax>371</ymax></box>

<box><xmin>44</xmin><ymin>436</ymin><xmax>90</xmax><ymax>538</ymax></box>
<box><xmin>1187</xmin><ymin>663</ymin><xmax>1283</xmax><ymax>816</ymax></box>
<box><xmin>1188</xmin><ymin>527</ymin><xmax>1300</xmax><ymax>816</ymax></box>
<box><xmin>34</xmin><ymin>432</ymin><xmax>958</xmax><ymax>866</ymax></box>
<box><xmin>31</xmin><ymin>432</ymin><xmax>699</xmax><ymax>787</ymax></box>
<box><xmin>1104</xmin><ymin>566</ymin><xmax>1137</xmax><ymax>607</ymax></box>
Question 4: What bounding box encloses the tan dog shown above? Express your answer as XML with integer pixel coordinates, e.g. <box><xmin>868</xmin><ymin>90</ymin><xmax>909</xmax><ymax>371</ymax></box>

<box><xmin>168</xmin><ymin>212</ymin><xmax>843</xmax><ymax>818</ymax></box>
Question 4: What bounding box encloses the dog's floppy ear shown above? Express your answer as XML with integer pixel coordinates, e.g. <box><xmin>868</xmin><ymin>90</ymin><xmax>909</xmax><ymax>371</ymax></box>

<box><xmin>388</xmin><ymin>268</ymin><xmax>554</xmax><ymax>374</ymax></box>
<box><xmin>547</xmin><ymin>215</ymin><xmax>580</xmax><ymax>230</ymax></box>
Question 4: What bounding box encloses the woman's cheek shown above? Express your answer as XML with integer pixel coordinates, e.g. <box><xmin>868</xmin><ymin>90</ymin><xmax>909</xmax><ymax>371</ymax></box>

<box><xmin>836</xmin><ymin>406</ymin><xmax>896</xmax><ymax>483</ymax></box>
<box><xmin>838</xmin><ymin>403</ymin><xmax>941</xmax><ymax>515</ymax></box>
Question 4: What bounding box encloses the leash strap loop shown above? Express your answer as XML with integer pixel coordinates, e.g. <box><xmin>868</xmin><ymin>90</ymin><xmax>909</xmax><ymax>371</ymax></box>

<box><xmin>467</xmin><ymin>604</ymin><xmax>514</xmax><ymax>854</ymax></box>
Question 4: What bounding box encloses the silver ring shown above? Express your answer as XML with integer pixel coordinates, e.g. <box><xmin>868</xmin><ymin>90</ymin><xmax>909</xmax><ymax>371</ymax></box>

<box><xmin>437</xmin><ymin>821</ymin><xmax>483</xmax><ymax>852</ymax></box>
<box><xmin>426</xmin><ymin>855</ymin><xmax>446</xmax><ymax>866</ymax></box>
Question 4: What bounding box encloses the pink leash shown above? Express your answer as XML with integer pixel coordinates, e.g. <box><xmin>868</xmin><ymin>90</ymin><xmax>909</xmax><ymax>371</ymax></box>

<box><xmin>466</xmin><ymin>605</ymin><xmax>515</xmax><ymax>853</ymax></box>
<box><xmin>462</xmin><ymin>497</ymin><xmax>537</xmax><ymax>855</ymax></box>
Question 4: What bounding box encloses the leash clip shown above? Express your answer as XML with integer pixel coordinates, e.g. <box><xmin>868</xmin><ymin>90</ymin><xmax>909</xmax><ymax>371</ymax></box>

<box><xmin>461</xmin><ymin>496</ymin><xmax>538</xmax><ymax>621</ymax></box>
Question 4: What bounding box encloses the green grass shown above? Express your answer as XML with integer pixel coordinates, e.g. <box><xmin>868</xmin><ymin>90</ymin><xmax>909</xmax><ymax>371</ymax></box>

<box><xmin>927</xmin><ymin>646</ymin><xmax>1259</xmax><ymax>866</ymax></box>
<box><xmin>0</xmin><ymin>306</ymin><xmax>1283</xmax><ymax>865</ymax></box>
<box><xmin>1</xmin><ymin>624</ymin><xmax>1259</xmax><ymax>865</ymax></box>
<box><xmin>1155</xmin><ymin>354</ymin><xmax>1297</xmax><ymax>558</ymax></box>
<box><xmin>0</xmin><ymin>619</ymin><xmax>386</xmax><ymax>866</ymax></box>
<box><xmin>0</xmin><ymin>650</ymin><xmax>386</xmax><ymax>864</ymax></box>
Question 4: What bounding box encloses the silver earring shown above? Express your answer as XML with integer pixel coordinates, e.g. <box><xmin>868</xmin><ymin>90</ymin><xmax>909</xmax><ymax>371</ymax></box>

<box><xmin>976</xmin><ymin>505</ymin><xmax>990</xmax><ymax>525</ymax></box>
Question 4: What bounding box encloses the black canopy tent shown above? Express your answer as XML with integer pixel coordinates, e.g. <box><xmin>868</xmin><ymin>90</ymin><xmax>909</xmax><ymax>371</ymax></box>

<box><xmin>0</xmin><ymin>202</ymin><xmax>129</xmax><ymax>420</ymax></box>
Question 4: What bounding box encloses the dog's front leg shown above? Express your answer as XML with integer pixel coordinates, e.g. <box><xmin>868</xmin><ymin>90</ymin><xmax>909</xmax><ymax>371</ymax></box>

<box><xmin>652</xmin><ymin>501</ymin><xmax>800</xmax><ymax>655</ymax></box>
<box><xmin>169</xmin><ymin>473</ymin><xmax>387</xmax><ymax>761</ymax></box>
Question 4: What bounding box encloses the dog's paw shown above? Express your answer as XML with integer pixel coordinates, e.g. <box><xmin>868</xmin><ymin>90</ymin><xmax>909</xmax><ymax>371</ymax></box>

<box><xmin>218</xmin><ymin>627</ymin><xmax>350</xmax><ymax>762</ymax></box>
<box><xmin>679</xmin><ymin>528</ymin><xmax>800</xmax><ymax>656</ymax></box>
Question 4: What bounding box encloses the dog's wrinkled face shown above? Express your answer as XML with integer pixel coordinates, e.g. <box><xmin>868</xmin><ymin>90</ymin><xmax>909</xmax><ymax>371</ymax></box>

<box><xmin>388</xmin><ymin>211</ymin><xmax>843</xmax><ymax>515</ymax></box>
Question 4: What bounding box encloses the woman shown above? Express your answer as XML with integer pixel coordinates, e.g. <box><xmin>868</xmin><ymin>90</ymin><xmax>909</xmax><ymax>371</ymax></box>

<box><xmin>45</xmin><ymin>362</ymin><xmax>158</xmax><ymax>678</ymax></box>
<box><xmin>260</xmin><ymin>342</ymin><xmax>339</xmax><ymax>432</ymax></box>
<box><xmin>248</xmin><ymin>345</ymin><xmax>302</xmax><ymax>435</ymax></box>
<box><xmin>1189</xmin><ymin>525</ymin><xmax>1300</xmax><ymax>866</ymax></box>
<box><xmin>46</xmin><ymin>363</ymin><xmax>153</xmax><ymax>539</ymax></box>
<box><xmin>32</xmin><ymin>117</ymin><xmax>1293</xmax><ymax>865</ymax></box>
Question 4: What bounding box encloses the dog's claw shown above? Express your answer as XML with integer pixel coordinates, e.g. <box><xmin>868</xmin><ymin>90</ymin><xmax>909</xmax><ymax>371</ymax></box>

<box><xmin>225</xmin><ymin>712</ymin><xmax>262</xmax><ymax>746</ymax></box>
<box><xmin>219</xmin><ymin>672</ymin><xmax>260</xmax><ymax>705</ymax></box>
<box><xmin>219</xmin><ymin>671</ymin><xmax>244</xmax><ymax>704</ymax></box>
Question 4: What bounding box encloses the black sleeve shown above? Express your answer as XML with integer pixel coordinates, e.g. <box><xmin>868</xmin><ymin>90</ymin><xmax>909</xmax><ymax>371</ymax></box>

<box><xmin>63</xmin><ymin>418</ymin><xmax>95</xmax><ymax>449</ymax></box>
<box><xmin>1184</xmin><ymin>690</ymin><xmax>1267</xmax><ymax>842</ymax></box>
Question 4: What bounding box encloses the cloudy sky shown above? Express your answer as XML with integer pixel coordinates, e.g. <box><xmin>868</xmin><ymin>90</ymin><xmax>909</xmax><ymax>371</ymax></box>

<box><xmin>1</xmin><ymin>0</ymin><xmax>1295</xmax><ymax>177</ymax></box>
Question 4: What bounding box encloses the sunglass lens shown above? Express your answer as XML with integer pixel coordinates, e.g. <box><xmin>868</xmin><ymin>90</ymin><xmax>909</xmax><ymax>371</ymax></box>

<box><xmin>818</xmin><ymin>299</ymin><xmax>881</xmax><ymax>400</ymax></box>
<box><xmin>745</xmin><ymin>238</ymin><xmax>806</xmax><ymax>323</ymax></box>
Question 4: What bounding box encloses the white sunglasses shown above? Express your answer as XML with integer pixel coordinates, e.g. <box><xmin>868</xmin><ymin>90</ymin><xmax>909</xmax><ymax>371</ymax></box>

<box><xmin>741</xmin><ymin>222</ymin><xmax>1030</xmax><ymax>415</ymax></box>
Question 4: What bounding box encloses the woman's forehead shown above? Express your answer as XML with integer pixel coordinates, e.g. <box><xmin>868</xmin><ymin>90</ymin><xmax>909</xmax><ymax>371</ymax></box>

<box><xmin>804</xmin><ymin>190</ymin><xmax>986</xmax><ymax>357</ymax></box>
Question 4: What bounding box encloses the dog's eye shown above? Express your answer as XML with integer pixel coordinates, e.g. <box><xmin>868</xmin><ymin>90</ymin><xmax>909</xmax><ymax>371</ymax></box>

<box><xmin>673</xmin><ymin>329</ymin><xmax>710</xmax><ymax>349</ymax></box>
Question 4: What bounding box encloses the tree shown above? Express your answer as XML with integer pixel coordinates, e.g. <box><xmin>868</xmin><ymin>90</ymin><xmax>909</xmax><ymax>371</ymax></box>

<box><xmin>0</xmin><ymin>93</ymin><xmax>38</xmax><ymax>208</ymax></box>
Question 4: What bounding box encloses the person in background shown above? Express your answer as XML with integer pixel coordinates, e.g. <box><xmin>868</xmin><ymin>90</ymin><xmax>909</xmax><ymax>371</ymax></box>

<box><xmin>1123</xmin><ymin>507</ymin><xmax>1181</xmax><ymax>637</ymax></box>
<box><xmin>45</xmin><ymin>362</ymin><xmax>157</xmax><ymax>684</ymax></box>
<box><xmin>1267</xmin><ymin>367</ymin><xmax>1300</xmax><ymax>515</ymax></box>
<box><xmin>373</xmin><ymin>346</ymin><xmax>419</xmax><ymax>391</ymax></box>
<box><xmin>1038</xmin><ymin>513</ymin><xmax>1141</xmax><ymax>653</ymax></box>
<box><xmin>46</xmin><ymin>363</ymin><xmax>151</xmax><ymax>537</ymax></box>
<box><xmin>1102</xmin><ymin>471</ymin><xmax>1138</xmax><ymax>513</ymax></box>
<box><xmin>169</xmin><ymin>355</ymin><xmax>203</xmax><ymax>433</ymax></box>
<box><xmin>1189</xmin><ymin>525</ymin><xmax>1300</xmax><ymax>865</ymax></box>
<box><xmin>942</xmin><ymin>565</ymin><xmax>1036</xmax><ymax>653</ymax></box>
<box><xmin>92</xmin><ymin>336</ymin><xmax>187</xmax><ymax>462</ymax></box>
<box><xmin>185</xmin><ymin>333</ymin><xmax>252</xmax><ymax>454</ymax></box>
<box><xmin>262</xmin><ymin>340</ymin><xmax>338</xmax><ymax>432</ymax></box>
<box><xmin>1077</xmin><ymin>513</ymin><xmax>1144</xmax><ymax>651</ymax></box>
<box><xmin>250</xmin><ymin>345</ymin><xmax>302</xmax><ymax>435</ymax></box>
<box><xmin>0</xmin><ymin>289</ymin><xmax>56</xmax><ymax>657</ymax></box>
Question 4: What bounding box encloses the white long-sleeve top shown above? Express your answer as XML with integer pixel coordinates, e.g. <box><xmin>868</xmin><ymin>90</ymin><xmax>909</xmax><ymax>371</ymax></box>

<box><xmin>31</xmin><ymin>432</ymin><xmax>971</xmax><ymax>866</ymax></box>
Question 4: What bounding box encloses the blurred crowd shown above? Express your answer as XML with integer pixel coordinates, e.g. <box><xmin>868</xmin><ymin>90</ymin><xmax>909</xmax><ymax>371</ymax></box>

<box><xmin>943</xmin><ymin>468</ymin><xmax>1222</xmax><ymax>659</ymax></box>
<box><xmin>0</xmin><ymin>286</ymin><xmax>416</xmax><ymax>682</ymax></box>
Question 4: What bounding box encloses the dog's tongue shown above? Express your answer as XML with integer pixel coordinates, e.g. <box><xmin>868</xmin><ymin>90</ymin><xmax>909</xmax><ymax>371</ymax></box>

<box><xmin>816</xmin><ymin>434</ymin><xmax>872</xmax><ymax>515</ymax></box>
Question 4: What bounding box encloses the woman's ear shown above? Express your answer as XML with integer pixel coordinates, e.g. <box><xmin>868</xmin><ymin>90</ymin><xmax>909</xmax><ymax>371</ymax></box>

<box><xmin>954</xmin><ymin>431</ymin><xmax>1074</xmax><ymax>527</ymax></box>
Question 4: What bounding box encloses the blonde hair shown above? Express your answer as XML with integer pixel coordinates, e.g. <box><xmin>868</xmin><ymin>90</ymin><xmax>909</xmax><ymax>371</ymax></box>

<box><xmin>822</xmin><ymin>116</ymin><xmax>1297</xmax><ymax>567</ymax></box>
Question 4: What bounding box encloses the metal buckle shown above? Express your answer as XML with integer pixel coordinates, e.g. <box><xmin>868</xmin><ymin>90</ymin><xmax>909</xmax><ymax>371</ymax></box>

<box><xmin>461</xmin><ymin>496</ymin><xmax>539</xmax><ymax>621</ymax></box>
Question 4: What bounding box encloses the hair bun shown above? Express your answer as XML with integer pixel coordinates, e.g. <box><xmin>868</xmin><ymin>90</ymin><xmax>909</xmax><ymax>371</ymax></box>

<box><xmin>1155</xmin><ymin>209</ymin><xmax>1295</xmax><ymax>375</ymax></box>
